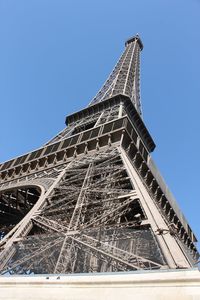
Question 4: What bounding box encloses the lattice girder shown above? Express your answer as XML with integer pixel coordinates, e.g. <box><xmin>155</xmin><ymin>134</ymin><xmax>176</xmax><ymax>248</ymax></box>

<box><xmin>0</xmin><ymin>149</ymin><xmax>168</xmax><ymax>275</ymax></box>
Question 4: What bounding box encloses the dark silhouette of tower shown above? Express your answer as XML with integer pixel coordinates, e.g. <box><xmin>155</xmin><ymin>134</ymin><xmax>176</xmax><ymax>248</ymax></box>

<box><xmin>0</xmin><ymin>36</ymin><xmax>198</xmax><ymax>275</ymax></box>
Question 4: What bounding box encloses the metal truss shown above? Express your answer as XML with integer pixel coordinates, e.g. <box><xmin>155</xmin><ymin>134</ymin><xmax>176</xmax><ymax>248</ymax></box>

<box><xmin>89</xmin><ymin>36</ymin><xmax>142</xmax><ymax>115</ymax></box>
<box><xmin>40</xmin><ymin>35</ymin><xmax>143</xmax><ymax>146</ymax></box>
<box><xmin>0</xmin><ymin>148</ymin><xmax>166</xmax><ymax>275</ymax></box>
<box><xmin>45</xmin><ymin>104</ymin><xmax>120</xmax><ymax>146</ymax></box>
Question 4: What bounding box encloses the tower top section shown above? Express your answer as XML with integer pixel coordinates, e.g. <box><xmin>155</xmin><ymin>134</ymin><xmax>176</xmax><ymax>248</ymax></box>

<box><xmin>125</xmin><ymin>34</ymin><xmax>143</xmax><ymax>50</ymax></box>
<box><xmin>89</xmin><ymin>34</ymin><xmax>143</xmax><ymax>116</ymax></box>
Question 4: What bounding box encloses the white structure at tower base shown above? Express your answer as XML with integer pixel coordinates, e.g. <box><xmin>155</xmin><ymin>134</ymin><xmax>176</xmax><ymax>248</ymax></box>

<box><xmin>0</xmin><ymin>269</ymin><xmax>200</xmax><ymax>300</ymax></box>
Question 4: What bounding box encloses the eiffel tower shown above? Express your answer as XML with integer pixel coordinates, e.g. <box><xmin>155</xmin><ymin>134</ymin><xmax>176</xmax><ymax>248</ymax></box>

<box><xmin>0</xmin><ymin>35</ymin><xmax>199</xmax><ymax>275</ymax></box>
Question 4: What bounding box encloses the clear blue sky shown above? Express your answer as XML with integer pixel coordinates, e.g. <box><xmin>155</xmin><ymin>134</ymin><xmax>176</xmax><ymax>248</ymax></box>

<box><xmin>0</xmin><ymin>0</ymin><xmax>200</xmax><ymax>251</ymax></box>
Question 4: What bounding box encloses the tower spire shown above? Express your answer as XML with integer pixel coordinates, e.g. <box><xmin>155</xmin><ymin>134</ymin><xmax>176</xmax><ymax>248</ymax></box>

<box><xmin>89</xmin><ymin>35</ymin><xmax>143</xmax><ymax>116</ymax></box>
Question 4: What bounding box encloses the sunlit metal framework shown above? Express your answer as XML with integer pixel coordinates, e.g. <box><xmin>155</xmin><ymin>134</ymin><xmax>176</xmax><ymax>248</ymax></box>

<box><xmin>0</xmin><ymin>36</ymin><xmax>199</xmax><ymax>275</ymax></box>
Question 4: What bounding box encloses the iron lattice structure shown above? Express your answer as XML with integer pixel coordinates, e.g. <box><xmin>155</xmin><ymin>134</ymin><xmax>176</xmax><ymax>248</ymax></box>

<box><xmin>0</xmin><ymin>36</ymin><xmax>199</xmax><ymax>275</ymax></box>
